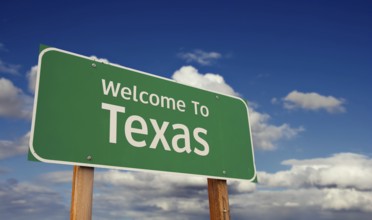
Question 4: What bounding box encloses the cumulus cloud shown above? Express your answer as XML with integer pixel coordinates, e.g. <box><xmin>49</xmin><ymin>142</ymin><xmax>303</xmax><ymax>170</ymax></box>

<box><xmin>230</xmin><ymin>153</ymin><xmax>372</xmax><ymax>218</ymax></box>
<box><xmin>249</xmin><ymin>107</ymin><xmax>304</xmax><ymax>150</ymax></box>
<box><xmin>178</xmin><ymin>49</ymin><xmax>222</xmax><ymax>66</ymax></box>
<box><xmin>0</xmin><ymin>78</ymin><xmax>33</xmax><ymax>119</ymax></box>
<box><xmin>42</xmin><ymin>169</ymin><xmax>207</xmax><ymax>188</ymax></box>
<box><xmin>41</xmin><ymin>169</ymin><xmax>210</xmax><ymax>219</ymax></box>
<box><xmin>230</xmin><ymin>188</ymin><xmax>372</xmax><ymax>220</ymax></box>
<box><xmin>40</xmin><ymin>153</ymin><xmax>372</xmax><ymax>219</ymax></box>
<box><xmin>39</xmin><ymin>171</ymin><xmax>72</xmax><ymax>183</ymax></box>
<box><xmin>230</xmin><ymin>188</ymin><xmax>324</xmax><ymax>219</ymax></box>
<box><xmin>35</xmin><ymin>152</ymin><xmax>372</xmax><ymax>219</ymax></box>
<box><xmin>40</xmin><ymin>169</ymin><xmax>254</xmax><ymax>218</ymax></box>
<box><xmin>229</xmin><ymin>180</ymin><xmax>256</xmax><ymax>194</ymax></box>
<box><xmin>26</xmin><ymin>65</ymin><xmax>38</xmax><ymax>94</ymax></box>
<box><xmin>259</xmin><ymin>153</ymin><xmax>372</xmax><ymax>191</ymax></box>
<box><xmin>172</xmin><ymin>66</ymin><xmax>237</xmax><ymax>96</ymax></box>
<box><xmin>282</xmin><ymin>90</ymin><xmax>346</xmax><ymax>113</ymax></box>
<box><xmin>0</xmin><ymin>59</ymin><xmax>21</xmax><ymax>75</ymax></box>
<box><xmin>93</xmin><ymin>184</ymin><xmax>209</xmax><ymax>220</ymax></box>
<box><xmin>42</xmin><ymin>168</ymin><xmax>255</xmax><ymax>194</ymax></box>
<box><xmin>0</xmin><ymin>132</ymin><xmax>30</xmax><ymax>160</ymax></box>
<box><xmin>172</xmin><ymin>66</ymin><xmax>303</xmax><ymax>150</ymax></box>
<box><xmin>0</xmin><ymin>179</ymin><xmax>68</xmax><ymax>220</ymax></box>
<box><xmin>322</xmin><ymin>188</ymin><xmax>372</xmax><ymax>212</ymax></box>
<box><xmin>40</xmin><ymin>169</ymin><xmax>203</xmax><ymax>219</ymax></box>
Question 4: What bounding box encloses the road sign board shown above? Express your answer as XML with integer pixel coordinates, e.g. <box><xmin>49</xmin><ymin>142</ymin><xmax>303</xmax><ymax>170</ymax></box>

<box><xmin>29</xmin><ymin>46</ymin><xmax>256</xmax><ymax>181</ymax></box>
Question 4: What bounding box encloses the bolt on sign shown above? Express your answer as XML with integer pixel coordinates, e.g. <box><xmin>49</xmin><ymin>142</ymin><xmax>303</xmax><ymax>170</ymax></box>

<box><xmin>29</xmin><ymin>46</ymin><xmax>257</xmax><ymax>181</ymax></box>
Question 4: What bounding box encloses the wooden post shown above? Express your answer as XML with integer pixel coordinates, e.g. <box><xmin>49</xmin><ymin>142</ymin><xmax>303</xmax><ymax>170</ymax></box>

<box><xmin>208</xmin><ymin>178</ymin><xmax>230</xmax><ymax>220</ymax></box>
<box><xmin>70</xmin><ymin>166</ymin><xmax>94</xmax><ymax>220</ymax></box>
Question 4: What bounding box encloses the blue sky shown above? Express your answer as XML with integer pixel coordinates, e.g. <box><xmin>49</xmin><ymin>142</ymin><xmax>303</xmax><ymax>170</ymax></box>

<box><xmin>1</xmin><ymin>0</ymin><xmax>372</xmax><ymax>219</ymax></box>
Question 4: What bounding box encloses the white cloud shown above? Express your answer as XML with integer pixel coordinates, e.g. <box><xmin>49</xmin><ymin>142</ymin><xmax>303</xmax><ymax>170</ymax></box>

<box><xmin>41</xmin><ymin>169</ymin><xmax>256</xmax><ymax>219</ymax></box>
<box><xmin>249</xmin><ymin>107</ymin><xmax>304</xmax><ymax>150</ymax></box>
<box><xmin>229</xmin><ymin>180</ymin><xmax>256</xmax><ymax>193</ymax></box>
<box><xmin>230</xmin><ymin>188</ymin><xmax>372</xmax><ymax>219</ymax></box>
<box><xmin>0</xmin><ymin>179</ymin><xmax>68</xmax><ymax>220</ymax></box>
<box><xmin>0</xmin><ymin>59</ymin><xmax>21</xmax><ymax>75</ymax></box>
<box><xmin>96</xmin><ymin>170</ymin><xmax>206</xmax><ymax>189</ymax></box>
<box><xmin>34</xmin><ymin>152</ymin><xmax>372</xmax><ymax>219</ymax></box>
<box><xmin>41</xmin><ymin>169</ymin><xmax>210</xmax><ymax>219</ymax></box>
<box><xmin>172</xmin><ymin>66</ymin><xmax>238</xmax><ymax>96</ymax></box>
<box><xmin>26</xmin><ymin>65</ymin><xmax>38</xmax><ymax>94</ymax></box>
<box><xmin>172</xmin><ymin>66</ymin><xmax>303</xmax><ymax>150</ymax></box>
<box><xmin>259</xmin><ymin>153</ymin><xmax>372</xmax><ymax>190</ymax></box>
<box><xmin>41</xmin><ymin>168</ymin><xmax>255</xmax><ymax>195</ymax></box>
<box><xmin>0</xmin><ymin>132</ymin><xmax>30</xmax><ymax>160</ymax></box>
<box><xmin>229</xmin><ymin>153</ymin><xmax>372</xmax><ymax>217</ymax></box>
<box><xmin>282</xmin><ymin>90</ymin><xmax>346</xmax><ymax>113</ymax></box>
<box><xmin>93</xmin><ymin>183</ymin><xmax>209</xmax><ymax>220</ymax></box>
<box><xmin>43</xmin><ymin>169</ymin><xmax>206</xmax><ymax>189</ymax></box>
<box><xmin>322</xmin><ymin>188</ymin><xmax>372</xmax><ymax>212</ymax></box>
<box><xmin>178</xmin><ymin>49</ymin><xmax>222</xmax><ymax>65</ymax></box>
<box><xmin>39</xmin><ymin>171</ymin><xmax>72</xmax><ymax>183</ymax></box>
<box><xmin>230</xmin><ymin>188</ymin><xmax>323</xmax><ymax>216</ymax></box>
<box><xmin>40</xmin><ymin>169</ymin><xmax>254</xmax><ymax>218</ymax></box>
<box><xmin>0</xmin><ymin>78</ymin><xmax>33</xmax><ymax>119</ymax></box>
<box><xmin>38</xmin><ymin>153</ymin><xmax>372</xmax><ymax>220</ymax></box>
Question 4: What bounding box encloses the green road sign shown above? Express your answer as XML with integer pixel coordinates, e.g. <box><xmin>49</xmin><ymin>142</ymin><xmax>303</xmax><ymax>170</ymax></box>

<box><xmin>29</xmin><ymin>47</ymin><xmax>257</xmax><ymax>181</ymax></box>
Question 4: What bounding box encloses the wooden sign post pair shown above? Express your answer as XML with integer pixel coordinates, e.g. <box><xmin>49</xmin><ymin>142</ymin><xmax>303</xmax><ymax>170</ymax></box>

<box><xmin>70</xmin><ymin>166</ymin><xmax>230</xmax><ymax>220</ymax></box>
